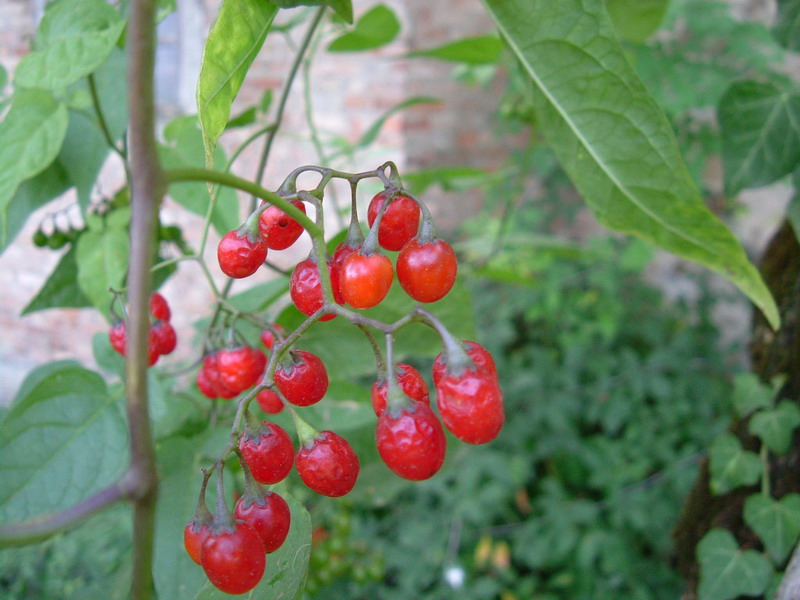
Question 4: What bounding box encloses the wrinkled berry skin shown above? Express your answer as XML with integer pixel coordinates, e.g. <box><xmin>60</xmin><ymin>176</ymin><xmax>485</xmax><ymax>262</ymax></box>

<box><xmin>201</xmin><ymin>522</ymin><xmax>266</xmax><ymax>595</ymax></box>
<box><xmin>435</xmin><ymin>368</ymin><xmax>504</xmax><ymax>445</ymax></box>
<box><xmin>217</xmin><ymin>346</ymin><xmax>267</xmax><ymax>395</ymax></box>
<box><xmin>397</xmin><ymin>238</ymin><xmax>457</xmax><ymax>303</ymax></box>
<box><xmin>296</xmin><ymin>431</ymin><xmax>360</xmax><ymax>497</ymax></box>
<box><xmin>149</xmin><ymin>292</ymin><xmax>171</xmax><ymax>321</ymax></box>
<box><xmin>367</xmin><ymin>191</ymin><xmax>420</xmax><ymax>251</ymax></box>
<box><xmin>239</xmin><ymin>422</ymin><xmax>294</xmax><ymax>485</ymax></box>
<box><xmin>371</xmin><ymin>363</ymin><xmax>430</xmax><ymax>417</ymax></box>
<box><xmin>339</xmin><ymin>251</ymin><xmax>394</xmax><ymax>309</ymax></box>
<box><xmin>152</xmin><ymin>321</ymin><xmax>177</xmax><ymax>355</ymax></box>
<box><xmin>184</xmin><ymin>520</ymin><xmax>211</xmax><ymax>565</ymax></box>
<box><xmin>289</xmin><ymin>257</ymin><xmax>336</xmax><ymax>321</ymax></box>
<box><xmin>275</xmin><ymin>350</ymin><xmax>328</xmax><ymax>406</ymax></box>
<box><xmin>259</xmin><ymin>200</ymin><xmax>306</xmax><ymax>250</ymax></box>
<box><xmin>217</xmin><ymin>230</ymin><xmax>268</xmax><ymax>279</ymax></box>
<box><xmin>256</xmin><ymin>389</ymin><xmax>284</xmax><ymax>414</ymax></box>
<box><xmin>433</xmin><ymin>340</ymin><xmax>496</xmax><ymax>386</ymax></box>
<box><xmin>200</xmin><ymin>353</ymin><xmax>238</xmax><ymax>399</ymax></box>
<box><xmin>376</xmin><ymin>402</ymin><xmax>446</xmax><ymax>480</ymax></box>
<box><xmin>235</xmin><ymin>491</ymin><xmax>291</xmax><ymax>553</ymax></box>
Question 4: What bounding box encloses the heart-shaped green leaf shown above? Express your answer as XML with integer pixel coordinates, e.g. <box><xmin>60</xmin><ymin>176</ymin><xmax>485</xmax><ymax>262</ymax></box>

<box><xmin>697</xmin><ymin>528</ymin><xmax>772</xmax><ymax>600</ymax></box>
<box><xmin>744</xmin><ymin>493</ymin><xmax>800</xmax><ymax>564</ymax></box>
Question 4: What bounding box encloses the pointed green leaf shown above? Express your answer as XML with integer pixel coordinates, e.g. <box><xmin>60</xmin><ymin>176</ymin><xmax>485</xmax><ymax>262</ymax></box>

<box><xmin>197</xmin><ymin>0</ymin><xmax>277</xmax><ymax>163</ymax></box>
<box><xmin>22</xmin><ymin>246</ymin><xmax>92</xmax><ymax>315</ymax></box>
<box><xmin>732</xmin><ymin>372</ymin><xmax>774</xmax><ymax>418</ymax></box>
<box><xmin>709</xmin><ymin>433</ymin><xmax>763</xmax><ymax>495</ymax></box>
<box><xmin>271</xmin><ymin>0</ymin><xmax>353</xmax><ymax>23</ymax></box>
<box><xmin>697</xmin><ymin>528</ymin><xmax>772</xmax><ymax>600</ymax></box>
<box><xmin>605</xmin><ymin>0</ymin><xmax>669</xmax><ymax>43</ymax></box>
<box><xmin>328</xmin><ymin>5</ymin><xmax>400</xmax><ymax>52</ymax></box>
<box><xmin>76</xmin><ymin>227</ymin><xmax>130</xmax><ymax>316</ymax></box>
<box><xmin>14</xmin><ymin>0</ymin><xmax>125</xmax><ymax>90</ymax></box>
<box><xmin>719</xmin><ymin>80</ymin><xmax>800</xmax><ymax>196</ymax></box>
<box><xmin>347</xmin><ymin>96</ymin><xmax>441</xmax><ymax>153</ymax></box>
<box><xmin>0</xmin><ymin>362</ymin><xmax>128</xmax><ymax>523</ymax></box>
<box><xmin>749</xmin><ymin>401</ymin><xmax>800</xmax><ymax>455</ymax></box>
<box><xmin>744</xmin><ymin>494</ymin><xmax>800</xmax><ymax>564</ymax></box>
<box><xmin>480</xmin><ymin>0</ymin><xmax>779</xmax><ymax>330</ymax></box>
<box><xmin>774</xmin><ymin>0</ymin><xmax>800</xmax><ymax>51</ymax></box>
<box><xmin>406</xmin><ymin>36</ymin><xmax>504</xmax><ymax>64</ymax></box>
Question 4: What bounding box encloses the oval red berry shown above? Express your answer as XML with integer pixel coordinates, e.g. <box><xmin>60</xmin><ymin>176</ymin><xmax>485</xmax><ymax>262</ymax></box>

<box><xmin>397</xmin><ymin>238</ymin><xmax>457</xmax><ymax>303</ymax></box>
<box><xmin>201</xmin><ymin>522</ymin><xmax>266</xmax><ymax>595</ymax></box>
<box><xmin>367</xmin><ymin>191</ymin><xmax>420</xmax><ymax>252</ymax></box>
<box><xmin>296</xmin><ymin>431</ymin><xmax>360</xmax><ymax>497</ymax></box>
<box><xmin>259</xmin><ymin>200</ymin><xmax>306</xmax><ymax>250</ymax></box>
<box><xmin>274</xmin><ymin>350</ymin><xmax>328</xmax><ymax>407</ymax></box>
<box><xmin>371</xmin><ymin>363</ymin><xmax>430</xmax><ymax>417</ymax></box>
<box><xmin>339</xmin><ymin>251</ymin><xmax>393</xmax><ymax>309</ymax></box>
<box><xmin>239</xmin><ymin>422</ymin><xmax>294</xmax><ymax>485</ymax></box>
<box><xmin>289</xmin><ymin>257</ymin><xmax>336</xmax><ymax>321</ymax></box>
<box><xmin>217</xmin><ymin>230</ymin><xmax>268</xmax><ymax>279</ymax></box>
<box><xmin>376</xmin><ymin>402</ymin><xmax>446</xmax><ymax>481</ymax></box>
<box><xmin>234</xmin><ymin>491</ymin><xmax>291</xmax><ymax>553</ymax></box>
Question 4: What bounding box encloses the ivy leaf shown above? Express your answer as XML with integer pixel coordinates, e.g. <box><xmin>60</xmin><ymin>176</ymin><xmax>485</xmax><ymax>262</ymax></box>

<box><xmin>732</xmin><ymin>372</ymin><xmax>774</xmax><ymax>418</ymax></box>
<box><xmin>22</xmin><ymin>246</ymin><xmax>92</xmax><ymax>315</ymax></box>
<box><xmin>708</xmin><ymin>433</ymin><xmax>762</xmax><ymax>495</ymax></box>
<box><xmin>0</xmin><ymin>362</ymin><xmax>128</xmax><ymax>525</ymax></box>
<box><xmin>744</xmin><ymin>494</ymin><xmax>800</xmax><ymax>564</ymax></box>
<box><xmin>328</xmin><ymin>5</ymin><xmax>400</xmax><ymax>52</ymax></box>
<box><xmin>76</xmin><ymin>226</ymin><xmax>130</xmax><ymax>317</ymax></box>
<box><xmin>480</xmin><ymin>0</ymin><xmax>780</xmax><ymax>330</ymax></box>
<box><xmin>197</xmin><ymin>0</ymin><xmax>277</xmax><ymax>164</ymax></box>
<box><xmin>749</xmin><ymin>401</ymin><xmax>800</xmax><ymax>455</ymax></box>
<box><xmin>271</xmin><ymin>0</ymin><xmax>353</xmax><ymax>23</ymax></box>
<box><xmin>604</xmin><ymin>0</ymin><xmax>669</xmax><ymax>43</ymax></box>
<box><xmin>697</xmin><ymin>528</ymin><xmax>772</xmax><ymax>600</ymax></box>
<box><xmin>14</xmin><ymin>0</ymin><xmax>125</xmax><ymax>90</ymax></box>
<box><xmin>719</xmin><ymin>80</ymin><xmax>800</xmax><ymax>197</ymax></box>
<box><xmin>406</xmin><ymin>36</ymin><xmax>505</xmax><ymax>64</ymax></box>
<box><xmin>773</xmin><ymin>0</ymin><xmax>800</xmax><ymax>51</ymax></box>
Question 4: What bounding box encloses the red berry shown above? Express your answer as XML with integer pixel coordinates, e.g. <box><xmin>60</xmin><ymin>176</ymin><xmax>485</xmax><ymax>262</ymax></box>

<box><xmin>376</xmin><ymin>402</ymin><xmax>446</xmax><ymax>480</ymax></box>
<box><xmin>108</xmin><ymin>321</ymin><xmax>160</xmax><ymax>365</ymax></box>
<box><xmin>274</xmin><ymin>350</ymin><xmax>328</xmax><ymax>407</ymax></box>
<box><xmin>184</xmin><ymin>520</ymin><xmax>211</xmax><ymax>565</ymax></box>
<box><xmin>329</xmin><ymin>242</ymin><xmax>359</xmax><ymax>305</ymax></box>
<box><xmin>149</xmin><ymin>292</ymin><xmax>171</xmax><ymax>321</ymax></box>
<box><xmin>201</xmin><ymin>522</ymin><xmax>266</xmax><ymax>595</ymax></box>
<box><xmin>234</xmin><ymin>491</ymin><xmax>291</xmax><ymax>553</ymax></box>
<box><xmin>216</xmin><ymin>346</ymin><xmax>267</xmax><ymax>395</ymax></box>
<box><xmin>371</xmin><ymin>363</ymin><xmax>430</xmax><ymax>417</ymax></box>
<box><xmin>435</xmin><ymin>364</ymin><xmax>504</xmax><ymax>445</ymax></box>
<box><xmin>397</xmin><ymin>237</ymin><xmax>457</xmax><ymax>303</ymax></box>
<box><xmin>217</xmin><ymin>230</ymin><xmax>268</xmax><ymax>279</ymax></box>
<box><xmin>196</xmin><ymin>367</ymin><xmax>217</xmax><ymax>399</ymax></box>
<box><xmin>295</xmin><ymin>431</ymin><xmax>360</xmax><ymax>497</ymax></box>
<box><xmin>339</xmin><ymin>250</ymin><xmax>393</xmax><ymax>309</ymax></box>
<box><xmin>256</xmin><ymin>389</ymin><xmax>284</xmax><ymax>414</ymax></box>
<box><xmin>109</xmin><ymin>321</ymin><xmax>126</xmax><ymax>356</ymax></box>
<box><xmin>151</xmin><ymin>321</ymin><xmax>177</xmax><ymax>355</ymax></box>
<box><xmin>289</xmin><ymin>257</ymin><xmax>336</xmax><ymax>321</ymax></box>
<box><xmin>258</xmin><ymin>200</ymin><xmax>306</xmax><ymax>250</ymax></box>
<box><xmin>433</xmin><ymin>340</ymin><xmax>496</xmax><ymax>387</ymax></box>
<box><xmin>260</xmin><ymin>326</ymin><xmax>285</xmax><ymax>350</ymax></box>
<box><xmin>239</xmin><ymin>422</ymin><xmax>294</xmax><ymax>485</ymax></box>
<box><xmin>202</xmin><ymin>353</ymin><xmax>238</xmax><ymax>400</ymax></box>
<box><xmin>367</xmin><ymin>191</ymin><xmax>420</xmax><ymax>251</ymax></box>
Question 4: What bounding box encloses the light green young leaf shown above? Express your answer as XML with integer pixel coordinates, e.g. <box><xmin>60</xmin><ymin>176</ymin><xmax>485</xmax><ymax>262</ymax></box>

<box><xmin>480</xmin><ymin>0</ymin><xmax>780</xmax><ymax>330</ymax></box>
<box><xmin>774</xmin><ymin>0</ymin><xmax>800</xmax><ymax>51</ymax></box>
<box><xmin>744</xmin><ymin>494</ymin><xmax>800</xmax><ymax>564</ymax></box>
<box><xmin>605</xmin><ymin>0</ymin><xmax>669</xmax><ymax>43</ymax></box>
<box><xmin>709</xmin><ymin>433</ymin><xmax>763</xmax><ymax>495</ymax></box>
<box><xmin>732</xmin><ymin>372</ymin><xmax>774</xmax><ymax>418</ymax></box>
<box><xmin>197</xmin><ymin>0</ymin><xmax>278</xmax><ymax>164</ymax></box>
<box><xmin>271</xmin><ymin>0</ymin><xmax>353</xmax><ymax>23</ymax></box>
<box><xmin>327</xmin><ymin>5</ymin><xmax>400</xmax><ymax>52</ymax></box>
<box><xmin>697</xmin><ymin>528</ymin><xmax>772</xmax><ymax>600</ymax></box>
<box><xmin>0</xmin><ymin>362</ymin><xmax>128</xmax><ymax>524</ymax></box>
<box><xmin>749</xmin><ymin>401</ymin><xmax>800</xmax><ymax>455</ymax></box>
<box><xmin>22</xmin><ymin>246</ymin><xmax>92</xmax><ymax>315</ymax></box>
<box><xmin>719</xmin><ymin>80</ymin><xmax>800</xmax><ymax>197</ymax></box>
<box><xmin>14</xmin><ymin>0</ymin><xmax>125</xmax><ymax>90</ymax></box>
<box><xmin>76</xmin><ymin>227</ymin><xmax>129</xmax><ymax>316</ymax></box>
<box><xmin>406</xmin><ymin>36</ymin><xmax>504</xmax><ymax>64</ymax></box>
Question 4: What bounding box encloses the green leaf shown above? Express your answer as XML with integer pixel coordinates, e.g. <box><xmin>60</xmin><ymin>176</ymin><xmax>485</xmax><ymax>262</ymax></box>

<box><xmin>480</xmin><ymin>0</ymin><xmax>780</xmax><ymax>330</ymax></box>
<box><xmin>194</xmin><ymin>490</ymin><xmax>311</xmax><ymax>599</ymax></box>
<box><xmin>709</xmin><ymin>433</ymin><xmax>763</xmax><ymax>495</ymax></box>
<box><xmin>0</xmin><ymin>362</ymin><xmax>128</xmax><ymax>523</ymax></box>
<box><xmin>76</xmin><ymin>227</ymin><xmax>130</xmax><ymax>316</ymax></box>
<box><xmin>604</xmin><ymin>0</ymin><xmax>669</xmax><ymax>44</ymax></box>
<box><xmin>345</xmin><ymin>96</ymin><xmax>441</xmax><ymax>153</ymax></box>
<box><xmin>271</xmin><ymin>0</ymin><xmax>353</xmax><ymax>23</ymax></box>
<box><xmin>732</xmin><ymin>372</ymin><xmax>774</xmax><ymax>418</ymax></box>
<box><xmin>697</xmin><ymin>528</ymin><xmax>772</xmax><ymax>600</ymax></box>
<box><xmin>92</xmin><ymin>332</ymin><xmax>125</xmax><ymax>378</ymax></box>
<box><xmin>774</xmin><ymin>0</ymin><xmax>800</xmax><ymax>51</ymax></box>
<box><xmin>402</xmin><ymin>166</ymin><xmax>499</xmax><ymax>195</ymax></box>
<box><xmin>749</xmin><ymin>401</ymin><xmax>800</xmax><ymax>455</ymax></box>
<box><xmin>22</xmin><ymin>246</ymin><xmax>92</xmax><ymax>315</ymax></box>
<box><xmin>719</xmin><ymin>80</ymin><xmax>800</xmax><ymax>196</ymax></box>
<box><xmin>0</xmin><ymin>90</ymin><xmax>69</xmax><ymax>247</ymax></box>
<box><xmin>406</xmin><ymin>36</ymin><xmax>504</xmax><ymax>64</ymax></box>
<box><xmin>226</xmin><ymin>106</ymin><xmax>257</xmax><ymax>129</ymax></box>
<box><xmin>197</xmin><ymin>0</ymin><xmax>278</xmax><ymax>163</ymax></box>
<box><xmin>327</xmin><ymin>5</ymin><xmax>400</xmax><ymax>52</ymax></box>
<box><xmin>744</xmin><ymin>493</ymin><xmax>800</xmax><ymax>564</ymax></box>
<box><xmin>14</xmin><ymin>0</ymin><xmax>125</xmax><ymax>90</ymax></box>
<box><xmin>159</xmin><ymin>115</ymin><xmax>240</xmax><ymax>235</ymax></box>
<box><xmin>59</xmin><ymin>111</ymin><xmax>110</xmax><ymax>213</ymax></box>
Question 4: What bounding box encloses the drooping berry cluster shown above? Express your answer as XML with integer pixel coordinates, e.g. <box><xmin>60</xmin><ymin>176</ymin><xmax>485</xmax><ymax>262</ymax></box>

<box><xmin>108</xmin><ymin>292</ymin><xmax>177</xmax><ymax>366</ymax></box>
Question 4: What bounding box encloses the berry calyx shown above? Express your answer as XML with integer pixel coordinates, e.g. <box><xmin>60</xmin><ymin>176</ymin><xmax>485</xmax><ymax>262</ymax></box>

<box><xmin>289</xmin><ymin>257</ymin><xmax>336</xmax><ymax>321</ymax></box>
<box><xmin>295</xmin><ymin>430</ymin><xmax>360</xmax><ymax>497</ymax></box>
<box><xmin>371</xmin><ymin>363</ymin><xmax>430</xmax><ymax>417</ymax></box>
<box><xmin>275</xmin><ymin>350</ymin><xmax>329</xmax><ymax>406</ymax></box>
<box><xmin>234</xmin><ymin>491</ymin><xmax>291</xmax><ymax>554</ymax></box>
<box><xmin>397</xmin><ymin>237</ymin><xmax>458</xmax><ymax>303</ymax></box>
<box><xmin>256</xmin><ymin>388</ymin><xmax>284</xmax><ymax>414</ymax></box>
<box><xmin>339</xmin><ymin>250</ymin><xmax>394</xmax><ymax>309</ymax></box>
<box><xmin>217</xmin><ymin>229</ymin><xmax>268</xmax><ymax>279</ymax></box>
<box><xmin>258</xmin><ymin>199</ymin><xmax>306</xmax><ymax>250</ymax></box>
<box><xmin>149</xmin><ymin>292</ymin><xmax>171</xmax><ymax>321</ymax></box>
<box><xmin>376</xmin><ymin>402</ymin><xmax>446</xmax><ymax>480</ymax></box>
<box><xmin>201</xmin><ymin>521</ymin><xmax>266</xmax><ymax>595</ymax></box>
<box><xmin>367</xmin><ymin>190</ymin><xmax>420</xmax><ymax>252</ymax></box>
<box><xmin>239</xmin><ymin>421</ymin><xmax>295</xmax><ymax>485</ymax></box>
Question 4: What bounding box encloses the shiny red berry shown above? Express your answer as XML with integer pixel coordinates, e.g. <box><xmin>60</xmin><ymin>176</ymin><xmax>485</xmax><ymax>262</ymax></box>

<box><xmin>433</xmin><ymin>340</ymin><xmax>496</xmax><ymax>386</ymax></box>
<box><xmin>376</xmin><ymin>402</ymin><xmax>446</xmax><ymax>480</ymax></box>
<box><xmin>339</xmin><ymin>250</ymin><xmax>393</xmax><ymax>309</ymax></box>
<box><xmin>109</xmin><ymin>321</ymin><xmax>126</xmax><ymax>355</ymax></box>
<box><xmin>196</xmin><ymin>367</ymin><xmax>217</xmax><ymax>399</ymax></box>
<box><xmin>397</xmin><ymin>237</ymin><xmax>457</xmax><ymax>303</ymax></box>
<box><xmin>149</xmin><ymin>292</ymin><xmax>171</xmax><ymax>321</ymax></box>
<box><xmin>256</xmin><ymin>389</ymin><xmax>284</xmax><ymax>414</ymax></box>
<box><xmin>289</xmin><ymin>257</ymin><xmax>336</xmax><ymax>321</ymax></box>
<box><xmin>260</xmin><ymin>326</ymin><xmax>285</xmax><ymax>350</ymax></box>
<box><xmin>329</xmin><ymin>242</ymin><xmax>360</xmax><ymax>305</ymax></box>
<box><xmin>216</xmin><ymin>346</ymin><xmax>267</xmax><ymax>395</ymax></box>
<box><xmin>202</xmin><ymin>353</ymin><xmax>238</xmax><ymax>400</ymax></box>
<box><xmin>201</xmin><ymin>522</ymin><xmax>266</xmax><ymax>595</ymax></box>
<box><xmin>367</xmin><ymin>191</ymin><xmax>420</xmax><ymax>251</ymax></box>
<box><xmin>151</xmin><ymin>321</ymin><xmax>177</xmax><ymax>355</ymax></box>
<box><xmin>274</xmin><ymin>350</ymin><xmax>328</xmax><ymax>407</ymax></box>
<box><xmin>296</xmin><ymin>431</ymin><xmax>360</xmax><ymax>497</ymax></box>
<box><xmin>259</xmin><ymin>200</ymin><xmax>306</xmax><ymax>250</ymax></box>
<box><xmin>239</xmin><ymin>422</ymin><xmax>294</xmax><ymax>485</ymax></box>
<box><xmin>184</xmin><ymin>520</ymin><xmax>211</xmax><ymax>565</ymax></box>
<box><xmin>435</xmin><ymin>363</ymin><xmax>504</xmax><ymax>445</ymax></box>
<box><xmin>234</xmin><ymin>491</ymin><xmax>291</xmax><ymax>553</ymax></box>
<box><xmin>217</xmin><ymin>230</ymin><xmax>268</xmax><ymax>279</ymax></box>
<box><xmin>371</xmin><ymin>363</ymin><xmax>430</xmax><ymax>417</ymax></box>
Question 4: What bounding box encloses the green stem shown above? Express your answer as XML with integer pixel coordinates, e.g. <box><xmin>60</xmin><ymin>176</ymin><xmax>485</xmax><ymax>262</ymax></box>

<box><xmin>290</xmin><ymin>407</ymin><xmax>322</xmax><ymax>447</ymax></box>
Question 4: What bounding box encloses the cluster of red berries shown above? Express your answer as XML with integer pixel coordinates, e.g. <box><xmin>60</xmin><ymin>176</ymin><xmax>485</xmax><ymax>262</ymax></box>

<box><xmin>108</xmin><ymin>292</ymin><xmax>177</xmax><ymax>366</ymax></box>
